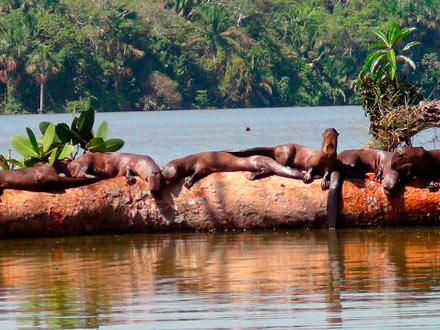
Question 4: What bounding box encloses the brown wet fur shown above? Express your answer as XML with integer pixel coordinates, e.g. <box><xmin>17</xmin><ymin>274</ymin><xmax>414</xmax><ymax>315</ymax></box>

<box><xmin>0</xmin><ymin>163</ymin><xmax>98</xmax><ymax>192</ymax></box>
<box><xmin>161</xmin><ymin>151</ymin><xmax>307</xmax><ymax>189</ymax></box>
<box><xmin>226</xmin><ymin>128</ymin><xmax>339</xmax><ymax>190</ymax></box>
<box><xmin>67</xmin><ymin>152</ymin><xmax>162</xmax><ymax>194</ymax></box>
<box><xmin>391</xmin><ymin>146</ymin><xmax>440</xmax><ymax>191</ymax></box>
<box><xmin>338</xmin><ymin>148</ymin><xmax>399</xmax><ymax>193</ymax></box>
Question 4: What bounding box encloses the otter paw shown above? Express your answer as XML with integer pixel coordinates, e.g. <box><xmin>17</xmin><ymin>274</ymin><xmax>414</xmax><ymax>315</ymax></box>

<box><xmin>247</xmin><ymin>173</ymin><xmax>257</xmax><ymax>180</ymax></box>
<box><xmin>429</xmin><ymin>181</ymin><xmax>439</xmax><ymax>192</ymax></box>
<box><xmin>183</xmin><ymin>178</ymin><xmax>193</xmax><ymax>189</ymax></box>
<box><xmin>125</xmin><ymin>175</ymin><xmax>136</xmax><ymax>185</ymax></box>
<box><xmin>303</xmin><ymin>174</ymin><xmax>312</xmax><ymax>184</ymax></box>
<box><xmin>321</xmin><ymin>179</ymin><xmax>330</xmax><ymax>191</ymax></box>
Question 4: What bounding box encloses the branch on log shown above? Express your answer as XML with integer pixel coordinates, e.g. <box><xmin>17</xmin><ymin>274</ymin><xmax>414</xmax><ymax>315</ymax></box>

<box><xmin>370</xmin><ymin>100</ymin><xmax>440</xmax><ymax>149</ymax></box>
<box><xmin>0</xmin><ymin>172</ymin><xmax>439</xmax><ymax>237</ymax></box>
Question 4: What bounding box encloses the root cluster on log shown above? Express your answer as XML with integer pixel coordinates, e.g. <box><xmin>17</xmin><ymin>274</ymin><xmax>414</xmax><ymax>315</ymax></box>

<box><xmin>0</xmin><ymin>172</ymin><xmax>439</xmax><ymax>237</ymax></box>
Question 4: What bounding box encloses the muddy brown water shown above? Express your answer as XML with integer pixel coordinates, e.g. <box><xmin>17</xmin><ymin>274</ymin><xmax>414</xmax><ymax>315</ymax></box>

<box><xmin>0</xmin><ymin>229</ymin><xmax>440</xmax><ymax>329</ymax></box>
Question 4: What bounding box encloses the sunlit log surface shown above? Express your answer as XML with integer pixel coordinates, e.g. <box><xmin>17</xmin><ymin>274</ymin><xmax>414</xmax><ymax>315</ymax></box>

<box><xmin>0</xmin><ymin>172</ymin><xmax>439</xmax><ymax>237</ymax></box>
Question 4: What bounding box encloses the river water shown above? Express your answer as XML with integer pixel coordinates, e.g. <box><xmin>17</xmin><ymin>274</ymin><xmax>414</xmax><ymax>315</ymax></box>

<box><xmin>1</xmin><ymin>107</ymin><xmax>440</xmax><ymax>329</ymax></box>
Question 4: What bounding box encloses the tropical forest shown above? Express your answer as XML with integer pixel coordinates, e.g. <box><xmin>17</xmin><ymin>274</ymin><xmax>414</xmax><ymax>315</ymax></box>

<box><xmin>0</xmin><ymin>0</ymin><xmax>439</xmax><ymax>114</ymax></box>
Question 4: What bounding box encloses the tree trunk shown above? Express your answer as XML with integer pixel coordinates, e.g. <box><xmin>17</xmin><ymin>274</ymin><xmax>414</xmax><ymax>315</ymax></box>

<box><xmin>39</xmin><ymin>82</ymin><xmax>44</xmax><ymax>114</ymax></box>
<box><xmin>0</xmin><ymin>173</ymin><xmax>438</xmax><ymax>238</ymax></box>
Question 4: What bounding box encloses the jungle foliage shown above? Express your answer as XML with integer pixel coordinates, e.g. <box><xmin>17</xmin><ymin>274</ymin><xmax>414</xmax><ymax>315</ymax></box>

<box><xmin>0</xmin><ymin>0</ymin><xmax>439</xmax><ymax>113</ymax></box>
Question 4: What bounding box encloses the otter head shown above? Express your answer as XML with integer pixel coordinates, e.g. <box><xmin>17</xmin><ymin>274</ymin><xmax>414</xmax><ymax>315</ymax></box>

<box><xmin>382</xmin><ymin>170</ymin><xmax>399</xmax><ymax>195</ymax></box>
<box><xmin>391</xmin><ymin>146</ymin><xmax>425</xmax><ymax>175</ymax></box>
<box><xmin>161</xmin><ymin>163</ymin><xmax>180</xmax><ymax>185</ymax></box>
<box><xmin>321</xmin><ymin>128</ymin><xmax>339</xmax><ymax>156</ymax></box>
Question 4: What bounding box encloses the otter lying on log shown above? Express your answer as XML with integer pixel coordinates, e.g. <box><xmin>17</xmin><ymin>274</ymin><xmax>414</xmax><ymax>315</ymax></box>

<box><xmin>67</xmin><ymin>152</ymin><xmax>162</xmax><ymax>195</ymax></box>
<box><xmin>0</xmin><ymin>163</ymin><xmax>98</xmax><ymax>192</ymax></box>
<box><xmin>226</xmin><ymin>128</ymin><xmax>339</xmax><ymax>190</ymax></box>
<box><xmin>327</xmin><ymin>149</ymin><xmax>399</xmax><ymax>229</ymax></box>
<box><xmin>161</xmin><ymin>151</ymin><xmax>309</xmax><ymax>189</ymax></box>
<box><xmin>391</xmin><ymin>146</ymin><xmax>440</xmax><ymax>192</ymax></box>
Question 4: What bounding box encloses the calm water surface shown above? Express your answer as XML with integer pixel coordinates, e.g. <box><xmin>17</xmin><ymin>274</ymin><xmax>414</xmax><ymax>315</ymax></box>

<box><xmin>1</xmin><ymin>229</ymin><xmax>440</xmax><ymax>329</ymax></box>
<box><xmin>1</xmin><ymin>107</ymin><xmax>440</xmax><ymax>329</ymax></box>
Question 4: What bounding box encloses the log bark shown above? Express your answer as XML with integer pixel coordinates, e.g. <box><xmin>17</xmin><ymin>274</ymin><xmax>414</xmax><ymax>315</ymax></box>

<box><xmin>0</xmin><ymin>172</ymin><xmax>439</xmax><ymax>237</ymax></box>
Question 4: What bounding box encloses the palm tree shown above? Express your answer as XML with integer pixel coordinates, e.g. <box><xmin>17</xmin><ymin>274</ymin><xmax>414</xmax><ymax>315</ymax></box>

<box><xmin>0</xmin><ymin>55</ymin><xmax>17</xmax><ymax>102</ymax></box>
<box><xmin>26</xmin><ymin>43</ymin><xmax>60</xmax><ymax>114</ymax></box>
<box><xmin>362</xmin><ymin>22</ymin><xmax>420</xmax><ymax>80</ymax></box>
<box><xmin>0</xmin><ymin>9</ymin><xmax>29</xmax><ymax>104</ymax></box>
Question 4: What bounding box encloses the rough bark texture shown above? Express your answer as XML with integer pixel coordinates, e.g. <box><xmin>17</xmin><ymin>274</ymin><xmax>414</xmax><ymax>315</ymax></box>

<box><xmin>0</xmin><ymin>172</ymin><xmax>439</xmax><ymax>237</ymax></box>
<box><xmin>371</xmin><ymin>100</ymin><xmax>440</xmax><ymax>149</ymax></box>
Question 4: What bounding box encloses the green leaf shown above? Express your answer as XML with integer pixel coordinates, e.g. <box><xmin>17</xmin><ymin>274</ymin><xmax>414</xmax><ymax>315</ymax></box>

<box><xmin>48</xmin><ymin>148</ymin><xmax>57</xmax><ymax>165</ymax></box>
<box><xmin>39</xmin><ymin>121</ymin><xmax>51</xmax><ymax>135</ymax></box>
<box><xmin>57</xmin><ymin>144</ymin><xmax>74</xmax><ymax>159</ymax></box>
<box><xmin>42</xmin><ymin>123</ymin><xmax>56</xmax><ymax>153</ymax></box>
<box><xmin>369</xmin><ymin>42</ymin><xmax>387</xmax><ymax>49</ymax></box>
<box><xmin>0</xmin><ymin>155</ymin><xmax>9</xmax><ymax>170</ymax></box>
<box><xmin>388</xmin><ymin>22</ymin><xmax>398</xmax><ymax>42</ymax></box>
<box><xmin>402</xmin><ymin>41</ymin><xmax>420</xmax><ymax>52</ymax></box>
<box><xmin>11</xmin><ymin>136</ymin><xmax>40</xmax><ymax>158</ymax></box>
<box><xmin>95</xmin><ymin>121</ymin><xmax>109</xmax><ymax>140</ymax></box>
<box><xmin>362</xmin><ymin>49</ymin><xmax>387</xmax><ymax>73</ymax></box>
<box><xmin>397</xmin><ymin>55</ymin><xmax>417</xmax><ymax>70</ymax></box>
<box><xmin>77</xmin><ymin>107</ymin><xmax>95</xmax><ymax>140</ymax></box>
<box><xmin>104</xmin><ymin>138</ymin><xmax>125</xmax><ymax>152</ymax></box>
<box><xmin>57</xmin><ymin>123</ymin><xmax>83</xmax><ymax>144</ymax></box>
<box><xmin>392</xmin><ymin>27</ymin><xmax>415</xmax><ymax>46</ymax></box>
<box><xmin>9</xmin><ymin>159</ymin><xmax>25</xmax><ymax>169</ymax></box>
<box><xmin>71</xmin><ymin>116</ymin><xmax>79</xmax><ymax>132</ymax></box>
<box><xmin>387</xmin><ymin>49</ymin><xmax>396</xmax><ymax>79</ymax></box>
<box><xmin>26</xmin><ymin>127</ymin><xmax>40</xmax><ymax>155</ymax></box>
<box><xmin>372</xmin><ymin>28</ymin><xmax>389</xmax><ymax>47</ymax></box>
<box><xmin>369</xmin><ymin>53</ymin><xmax>386</xmax><ymax>75</ymax></box>
<box><xmin>87</xmin><ymin>137</ymin><xmax>106</xmax><ymax>152</ymax></box>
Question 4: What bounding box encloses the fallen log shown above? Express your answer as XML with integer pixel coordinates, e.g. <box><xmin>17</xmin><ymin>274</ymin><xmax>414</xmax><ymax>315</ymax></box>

<box><xmin>0</xmin><ymin>172</ymin><xmax>439</xmax><ymax>237</ymax></box>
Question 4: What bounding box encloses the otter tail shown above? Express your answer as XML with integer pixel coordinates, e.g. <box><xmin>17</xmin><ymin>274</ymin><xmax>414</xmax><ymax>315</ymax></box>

<box><xmin>263</xmin><ymin>158</ymin><xmax>309</xmax><ymax>180</ymax></box>
<box><xmin>327</xmin><ymin>171</ymin><xmax>342</xmax><ymax>229</ymax></box>
<box><xmin>223</xmin><ymin>147</ymin><xmax>275</xmax><ymax>158</ymax></box>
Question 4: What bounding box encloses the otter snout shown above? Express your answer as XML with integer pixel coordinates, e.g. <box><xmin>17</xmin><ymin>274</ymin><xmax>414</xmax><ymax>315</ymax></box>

<box><xmin>148</xmin><ymin>172</ymin><xmax>162</xmax><ymax>194</ymax></box>
<box><xmin>161</xmin><ymin>165</ymin><xmax>178</xmax><ymax>185</ymax></box>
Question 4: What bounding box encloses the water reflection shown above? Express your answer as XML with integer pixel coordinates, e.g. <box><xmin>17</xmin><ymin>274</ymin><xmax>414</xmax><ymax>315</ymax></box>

<box><xmin>1</xmin><ymin>228</ymin><xmax>440</xmax><ymax>328</ymax></box>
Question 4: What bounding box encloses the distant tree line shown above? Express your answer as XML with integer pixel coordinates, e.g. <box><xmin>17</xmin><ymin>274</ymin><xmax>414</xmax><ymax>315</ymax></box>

<box><xmin>0</xmin><ymin>0</ymin><xmax>438</xmax><ymax>114</ymax></box>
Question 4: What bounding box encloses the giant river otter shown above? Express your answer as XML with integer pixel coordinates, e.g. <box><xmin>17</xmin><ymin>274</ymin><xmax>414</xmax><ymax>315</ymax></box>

<box><xmin>67</xmin><ymin>152</ymin><xmax>162</xmax><ymax>194</ymax></box>
<box><xmin>391</xmin><ymin>146</ymin><xmax>440</xmax><ymax>191</ymax></box>
<box><xmin>161</xmin><ymin>151</ymin><xmax>309</xmax><ymax>189</ymax></box>
<box><xmin>226</xmin><ymin>128</ymin><xmax>339</xmax><ymax>190</ymax></box>
<box><xmin>0</xmin><ymin>163</ymin><xmax>98</xmax><ymax>192</ymax></box>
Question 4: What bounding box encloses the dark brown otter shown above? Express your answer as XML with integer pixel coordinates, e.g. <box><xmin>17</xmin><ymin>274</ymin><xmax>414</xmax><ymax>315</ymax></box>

<box><xmin>161</xmin><ymin>151</ymin><xmax>309</xmax><ymax>189</ymax></box>
<box><xmin>0</xmin><ymin>163</ymin><xmax>98</xmax><ymax>192</ymax></box>
<box><xmin>337</xmin><ymin>148</ymin><xmax>399</xmax><ymax>193</ymax></box>
<box><xmin>391</xmin><ymin>146</ymin><xmax>440</xmax><ymax>191</ymax></box>
<box><xmin>226</xmin><ymin>128</ymin><xmax>339</xmax><ymax>190</ymax></box>
<box><xmin>327</xmin><ymin>148</ymin><xmax>399</xmax><ymax>229</ymax></box>
<box><xmin>67</xmin><ymin>152</ymin><xmax>162</xmax><ymax>194</ymax></box>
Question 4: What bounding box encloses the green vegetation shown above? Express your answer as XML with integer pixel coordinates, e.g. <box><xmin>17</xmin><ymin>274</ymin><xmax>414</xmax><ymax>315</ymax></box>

<box><xmin>0</xmin><ymin>0</ymin><xmax>439</xmax><ymax>113</ymax></box>
<box><xmin>8</xmin><ymin>107</ymin><xmax>124</xmax><ymax>167</ymax></box>
<box><xmin>356</xmin><ymin>23</ymin><xmax>423</xmax><ymax>149</ymax></box>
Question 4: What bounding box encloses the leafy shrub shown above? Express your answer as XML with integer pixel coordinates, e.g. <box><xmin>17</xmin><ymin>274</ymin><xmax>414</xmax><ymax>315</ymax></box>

<box><xmin>11</xmin><ymin>107</ymin><xmax>124</xmax><ymax>167</ymax></box>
